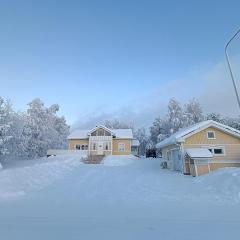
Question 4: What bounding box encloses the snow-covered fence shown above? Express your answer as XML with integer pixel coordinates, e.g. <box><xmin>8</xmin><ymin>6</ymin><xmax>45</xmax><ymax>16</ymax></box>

<box><xmin>47</xmin><ymin>149</ymin><xmax>88</xmax><ymax>157</ymax></box>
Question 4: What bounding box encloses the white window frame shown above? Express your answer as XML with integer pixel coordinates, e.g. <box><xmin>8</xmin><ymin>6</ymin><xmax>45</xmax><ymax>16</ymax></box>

<box><xmin>207</xmin><ymin>131</ymin><xmax>216</xmax><ymax>139</ymax></box>
<box><xmin>212</xmin><ymin>147</ymin><xmax>225</xmax><ymax>156</ymax></box>
<box><xmin>203</xmin><ymin>146</ymin><xmax>225</xmax><ymax>156</ymax></box>
<box><xmin>118</xmin><ymin>143</ymin><xmax>125</xmax><ymax>152</ymax></box>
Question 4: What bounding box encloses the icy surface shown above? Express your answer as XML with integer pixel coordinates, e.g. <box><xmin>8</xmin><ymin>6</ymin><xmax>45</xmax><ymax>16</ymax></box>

<box><xmin>0</xmin><ymin>156</ymin><xmax>240</xmax><ymax>240</ymax></box>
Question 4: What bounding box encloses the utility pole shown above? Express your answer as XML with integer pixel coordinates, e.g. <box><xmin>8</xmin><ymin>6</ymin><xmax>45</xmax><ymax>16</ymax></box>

<box><xmin>225</xmin><ymin>28</ymin><xmax>240</xmax><ymax>109</ymax></box>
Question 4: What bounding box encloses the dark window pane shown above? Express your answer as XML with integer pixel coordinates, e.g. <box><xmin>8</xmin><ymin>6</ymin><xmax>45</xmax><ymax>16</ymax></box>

<box><xmin>208</xmin><ymin>132</ymin><xmax>215</xmax><ymax>138</ymax></box>
<box><xmin>214</xmin><ymin>148</ymin><xmax>223</xmax><ymax>154</ymax></box>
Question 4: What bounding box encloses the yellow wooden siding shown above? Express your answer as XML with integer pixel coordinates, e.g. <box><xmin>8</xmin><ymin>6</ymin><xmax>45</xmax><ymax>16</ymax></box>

<box><xmin>183</xmin><ymin>144</ymin><xmax>240</xmax><ymax>162</ymax></box>
<box><xmin>195</xmin><ymin>165</ymin><xmax>210</xmax><ymax>176</ymax></box>
<box><xmin>183</xmin><ymin>127</ymin><xmax>240</xmax><ymax>163</ymax></box>
<box><xmin>112</xmin><ymin>139</ymin><xmax>131</xmax><ymax>155</ymax></box>
<box><xmin>68</xmin><ymin>139</ymin><xmax>89</xmax><ymax>150</ymax></box>
<box><xmin>184</xmin><ymin>127</ymin><xmax>240</xmax><ymax>145</ymax></box>
<box><xmin>210</xmin><ymin>163</ymin><xmax>240</xmax><ymax>171</ymax></box>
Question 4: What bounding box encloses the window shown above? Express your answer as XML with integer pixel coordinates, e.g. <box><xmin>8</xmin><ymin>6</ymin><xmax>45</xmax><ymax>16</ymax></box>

<box><xmin>206</xmin><ymin>147</ymin><xmax>224</xmax><ymax>155</ymax></box>
<box><xmin>76</xmin><ymin>145</ymin><xmax>81</xmax><ymax>150</ymax></box>
<box><xmin>118</xmin><ymin>143</ymin><xmax>125</xmax><ymax>152</ymax></box>
<box><xmin>207</xmin><ymin>131</ymin><xmax>215</xmax><ymax>139</ymax></box>
<box><xmin>98</xmin><ymin>129</ymin><xmax>104</xmax><ymax>136</ymax></box>
<box><xmin>104</xmin><ymin>142</ymin><xmax>111</xmax><ymax>150</ymax></box>
<box><xmin>93</xmin><ymin>143</ymin><xmax>96</xmax><ymax>150</ymax></box>
<box><xmin>91</xmin><ymin>130</ymin><xmax>97</xmax><ymax>136</ymax></box>
<box><xmin>85</xmin><ymin>145</ymin><xmax>88</xmax><ymax>150</ymax></box>
<box><xmin>105</xmin><ymin>131</ymin><xmax>111</xmax><ymax>136</ymax></box>
<box><xmin>214</xmin><ymin>148</ymin><xmax>224</xmax><ymax>155</ymax></box>
<box><xmin>81</xmin><ymin>145</ymin><xmax>85</xmax><ymax>150</ymax></box>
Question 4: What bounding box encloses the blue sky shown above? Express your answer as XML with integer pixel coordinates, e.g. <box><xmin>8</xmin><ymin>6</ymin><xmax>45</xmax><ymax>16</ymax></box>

<box><xmin>0</xmin><ymin>0</ymin><xmax>240</xmax><ymax>127</ymax></box>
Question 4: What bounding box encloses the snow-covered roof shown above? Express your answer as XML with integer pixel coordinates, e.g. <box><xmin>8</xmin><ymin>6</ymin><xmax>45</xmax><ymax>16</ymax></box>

<box><xmin>114</xmin><ymin>129</ymin><xmax>133</xmax><ymax>139</ymax></box>
<box><xmin>67</xmin><ymin>130</ymin><xmax>90</xmax><ymax>139</ymax></box>
<box><xmin>132</xmin><ymin>139</ymin><xmax>140</xmax><ymax>146</ymax></box>
<box><xmin>185</xmin><ymin>148</ymin><xmax>213</xmax><ymax>159</ymax></box>
<box><xmin>156</xmin><ymin>120</ymin><xmax>240</xmax><ymax>149</ymax></box>
<box><xmin>68</xmin><ymin>127</ymin><xmax>133</xmax><ymax>139</ymax></box>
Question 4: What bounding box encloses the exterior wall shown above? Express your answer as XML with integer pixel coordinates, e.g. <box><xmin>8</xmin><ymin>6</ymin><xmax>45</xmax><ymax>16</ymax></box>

<box><xmin>184</xmin><ymin>127</ymin><xmax>240</xmax><ymax>145</ymax></box>
<box><xmin>112</xmin><ymin>139</ymin><xmax>131</xmax><ymax>155</ymax></box>
<box><xmin>90</xmin><ymin>150</ymin><xmax>112</xmax><ymax>156</ymax></box>
<box><xmin>183</xmin><ymin>127</ymin><xmax>240</xmax><ymax>176</ymax></box>
<box><xmin>210</xmin><ymin>162</ymin><xmax>240</xmax><ymax>171</ymax></box>
<box><xmin>195</xmin><ymin>164</ymin><xmax>210</xmax><ymax>176</ymax></box>
<box><xmin>69</xmin><ymin>138</ymin><xmax>132</xmax><ymax>155</ymax></box>
<box><xmin>161</xmin><ymin>144</ymin><xmax>180</xmax><ymax>170</ymax></box>
<box><xmin>184</xmin><ymin>127</ymin><xmax>240</xmax><ymax>163</ymax></box>
<box><xmin>69</xmin><ymin>139</ymin><xmax>89</xmax><ymax>150</ymax></box>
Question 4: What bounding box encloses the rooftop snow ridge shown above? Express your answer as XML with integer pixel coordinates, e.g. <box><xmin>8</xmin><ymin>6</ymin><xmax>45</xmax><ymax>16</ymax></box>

<box><xmin>156</xmin><ymin>120</ymin><xmax>240</xmax><ymax>149</ymax></box>
<box><xmin>68</xmin><ymin>127</ymin><xmax>133</xmax><ymax>139</ymax></box>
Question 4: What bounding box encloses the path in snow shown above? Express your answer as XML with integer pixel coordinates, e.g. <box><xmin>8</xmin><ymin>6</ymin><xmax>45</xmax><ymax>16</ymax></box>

<box><xmin>0</xmin><ymin>156</ymin><xmax>240</xmax><ymax>240</ymax></box>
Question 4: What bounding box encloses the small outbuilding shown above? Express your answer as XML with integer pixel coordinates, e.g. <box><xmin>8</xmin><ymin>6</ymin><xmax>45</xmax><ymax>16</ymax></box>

<box><xmin>185</xmin><ymin>148</ymin><xmax>213</xmax><ymax>176</ymax></box>
<box><xmin>156</xmin><ymin>120</ymin><xmax>240</xmax><ymax>176</ymax></box>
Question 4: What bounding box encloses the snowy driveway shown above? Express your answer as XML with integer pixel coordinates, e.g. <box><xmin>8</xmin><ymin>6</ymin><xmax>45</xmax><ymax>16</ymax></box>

<box><xmin>0</xmin><ymin>156</ymin><xmax>240</xmax><ymax>240</ymax></box>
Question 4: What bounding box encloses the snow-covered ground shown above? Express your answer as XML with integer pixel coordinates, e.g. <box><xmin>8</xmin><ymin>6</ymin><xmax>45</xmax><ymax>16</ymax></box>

<box><xmin>0</xmin><ymin>155</ymin><xmax>240</xmax><ymax>240</ymax></box>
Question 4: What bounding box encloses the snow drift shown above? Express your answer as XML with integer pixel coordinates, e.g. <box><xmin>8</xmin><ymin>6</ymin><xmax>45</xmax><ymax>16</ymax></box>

<box><xmin>196</xmin><ymin>167</ymin><xmax>240</xmax><ymax>203</ymax></box>
<box><xmin>0</xmin><ymin>155</ymin><xmax>83</xmax><ymax>201</ymax></box>
<box><xmin>103</xmin><ymin>155</ymin><xmax>138</xmax><ymax>166</ymax></box>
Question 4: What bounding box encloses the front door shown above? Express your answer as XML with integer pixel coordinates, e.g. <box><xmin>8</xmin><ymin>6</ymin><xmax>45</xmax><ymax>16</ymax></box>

<box><xmin>172</xmin><ymin>149</ymin><xmax>182</xmax><ymax>171</ymax></box>
<box><xmin>97</xmin><ymin>142</ymin><xmax>104</xmax><ymax>155</ymax></box>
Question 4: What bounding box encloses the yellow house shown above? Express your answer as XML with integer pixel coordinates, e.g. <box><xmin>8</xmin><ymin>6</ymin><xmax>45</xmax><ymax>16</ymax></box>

<box><xmin>68</xmin><ymin>125</ymin><xmax>139</xmax><ymax>156</ymax></box>
<box><xmin>156</xmin><ymin>120</ymin><xmax>240</xmax><ymax>176</ymax></box>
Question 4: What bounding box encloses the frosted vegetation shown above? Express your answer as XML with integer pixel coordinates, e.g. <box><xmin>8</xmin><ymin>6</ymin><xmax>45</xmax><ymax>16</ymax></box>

<box><xmin>1</xmin><ymin>96</ymin><xmax>240</xmax><ymax>164</ymax></box>
<box><xmin>136</xmin><ymin>98</ymin><xmax>240</xmax><ymax>155</ymax></box>
<box><xmin>0</xmin><ymin>97</ymin><xmax>69</xmax><ymax>163</ymax></box>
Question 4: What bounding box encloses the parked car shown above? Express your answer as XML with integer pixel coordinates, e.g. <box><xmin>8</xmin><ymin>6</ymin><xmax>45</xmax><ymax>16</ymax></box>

<box><xmin>146</xmin><ymin>148</ymin><xmax>157</xmax><ymax>158</ymax></box>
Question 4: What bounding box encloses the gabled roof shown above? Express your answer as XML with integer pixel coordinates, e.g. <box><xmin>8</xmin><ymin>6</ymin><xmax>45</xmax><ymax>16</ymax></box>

<box><xmin>68</xmin><ymin>126</ymin><xmax>133</xmax><ymax>139</ymax></box>
<box><xmin>156</xmin><ymin>120</ymin><xmax>240</xmax><ymax>149</ymax></box>
<box><xmin>88</xmin><ymin>125</ymin><xmax>115</xmax><ymax>135</ymax></box>
<box><xmin>67</xmin><ymin>130</ymin><xmax>90</xmax><ymax>139</ymax></box>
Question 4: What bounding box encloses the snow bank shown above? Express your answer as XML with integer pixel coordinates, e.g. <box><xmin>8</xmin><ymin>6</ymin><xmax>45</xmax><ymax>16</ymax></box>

<box><xmin>0</xmin><ymin>155</ymin><xmax>83</xmax><ymax>201</ymax></box>
<box><xmin>196</xmin><ymin>167</ymin><xmax>240</xmax><ymax>203</ymax></box>
<box><xmin>103</xmin><ymin>155</ymin><xmax>138</xmax><ymax>166</ymax></box>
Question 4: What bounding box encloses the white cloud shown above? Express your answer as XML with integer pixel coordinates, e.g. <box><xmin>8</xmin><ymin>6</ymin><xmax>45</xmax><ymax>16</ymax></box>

<box><xmin>199</xmin><ymin>60</ymin><xmax>240</xmax><ymax>116</ymax></box>
<box><xmin>72</xmin><ymin>59</ymin><xmax>240</xmax><ymax>130</ymax></box>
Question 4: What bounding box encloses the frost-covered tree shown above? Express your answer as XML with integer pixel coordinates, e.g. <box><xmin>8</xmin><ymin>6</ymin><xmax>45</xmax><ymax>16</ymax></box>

<box><xmin>206</xmin><ymin>112</ymin><xmax>224</xmax><ymax>123</ymax></box>
<box><xmin>149</xmin><ymin>117</ymin><xmax>171</xmax><ymax>144</ymax></box>
<box><xmin>184</xmin><ymin>98</ymin><xmax>204</xmax><ymax>125</ymax></box>
<box><xmin>207</xmin><ymin>113</ymin><xmax>240</xmax><ymax>131</ymax></box>
<box><xmin>150</xmin><ymin>98</ymin><xmax>204</xmax><ymax>145</ymax></box>
<box><xmin>167</xmin><ymin>98</ymin><xmax>185</xmax><ymax>133</ymax></box>
<box><xmin>134</xmin><ymin>127</ymin><xmax>149</xmax><ymax>155</ymax></box>
<box><xmin>0</xmin><ymin>97</ymin><xmax>12</xmax><ymax>157</ymax></box>
<box><xmin>23</xmin><ymin>99</ymin><xmax>70</xmax><ymax>158</ymax></box>
<box><xmin>104</xmin><ymin>119</ymin><xmax>134</xmax><ymax>130</ymax></box>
